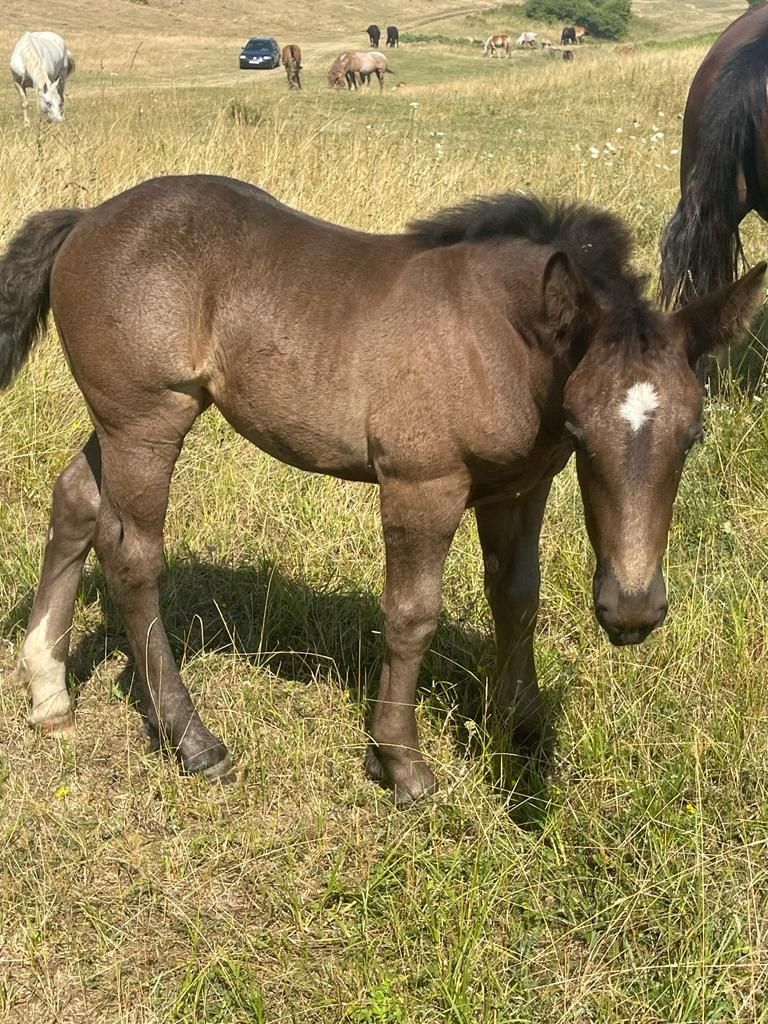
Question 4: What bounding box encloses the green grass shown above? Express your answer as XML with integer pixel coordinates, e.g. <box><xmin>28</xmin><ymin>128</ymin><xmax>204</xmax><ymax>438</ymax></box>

<box><xmin>1</xmin><ymin>8</ymin><xmax>768</xmax><ymax>1024</ymax></box>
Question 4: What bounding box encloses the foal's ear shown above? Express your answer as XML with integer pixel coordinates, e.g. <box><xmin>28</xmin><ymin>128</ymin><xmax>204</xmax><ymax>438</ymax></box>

<box><xmin>542</xmin><ymin>251</ymin><xmax>599</xmax><ymax>358</ymax></box>
<box><xmin>673</xmin><ymin>262</ymin><xmax>767</xmax><ymax>365</ymax></box>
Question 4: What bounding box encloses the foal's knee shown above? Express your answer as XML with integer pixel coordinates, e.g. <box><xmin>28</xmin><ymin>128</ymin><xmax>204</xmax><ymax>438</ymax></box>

<box><xmin>383</xmin><ymin>593</ymin><xmax>442</xmax><ymax>658</ymax></box>
<box><xmin>53</xmin><ymin>456</ymin><xmax>100</xmax><ymax>529</ymax></box>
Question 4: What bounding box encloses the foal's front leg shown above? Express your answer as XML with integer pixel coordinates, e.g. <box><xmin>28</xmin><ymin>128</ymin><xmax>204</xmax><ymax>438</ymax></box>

<box><xmin>475</xmin><ymin>480</ymin><xmax>552</xmax><ymax>756</ymax></box>
<box><xmin>367</xmin><ymin>475</ymin><xmax>468</xmax><ymax>806</ymax></box>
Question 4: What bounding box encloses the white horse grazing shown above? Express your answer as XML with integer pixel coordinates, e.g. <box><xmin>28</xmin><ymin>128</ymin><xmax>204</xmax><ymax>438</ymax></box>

<box><xmin>10</xmin><ymin>31</ymin><xmax>75</xmax><ymax>125</ymax></box>
<box><xmin>517</xmin><ymin>32</ymin><xmax>538</xmax><ymax>48</ymax></box>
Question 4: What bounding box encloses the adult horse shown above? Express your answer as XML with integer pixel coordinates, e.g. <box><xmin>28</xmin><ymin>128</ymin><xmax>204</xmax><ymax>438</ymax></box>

<box><xmin>483</xmin><ymin>34</ymin><xmax>511</xmax><ymax>58</ymax></box>
<box><xmin>366</xmin><ymin>24</ymin><xmax>381</xmax><ymax>48</ymax></box>
<box><xmin>660</xmin><ymin>5</ymin><xmax>768</xmax><ymax>307</ymax></box>
<box><xmin>281</xmin><ymin>44</ymin><xmax>302</xmax><ymax>89</ymax></box>
<box><xmin>10</xmin><ymin>31</ymin><xmax>75</xmax><ymax>125</ymax></box>
<box><xmin>517</xmin><ymin>32</ymin><xmax>538</xmax><ymax>48</ymax></box>
<box><xmin>386</xmin><ymin>26</ymin><xmax>399</xmax><ymax>48</ymax></box>
<box><xmin>329</xmin><ymin>52</ymin><xmax>392</xmax><ymax>91</ymax></box>
<box><xmin>0</xmin><ymin>179</ymin><xmax>762</xmax><ymax>805</ymax></box>
<box><xmin>561</xmin><ymin>25</ymin><xmax>576</xmax><ymax>46</ymax></box>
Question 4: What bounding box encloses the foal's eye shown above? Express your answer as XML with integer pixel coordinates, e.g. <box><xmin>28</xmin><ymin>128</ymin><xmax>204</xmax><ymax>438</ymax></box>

<box><xmin>683</xmin><ymin>426</ymin><xmax>705</xmax><ymax>456</ymax></box>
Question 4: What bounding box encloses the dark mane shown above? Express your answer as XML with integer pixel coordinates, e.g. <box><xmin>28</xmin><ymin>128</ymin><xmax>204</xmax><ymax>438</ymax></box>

<box><xmin>408</xmin><ymin>194</ymin><xmax>646</xmax><ymax>297</ymax></box>
<box><xmin>409</xmin><ymin>192</ymin><xmax>657</xmax><ymax>344</ymax></box>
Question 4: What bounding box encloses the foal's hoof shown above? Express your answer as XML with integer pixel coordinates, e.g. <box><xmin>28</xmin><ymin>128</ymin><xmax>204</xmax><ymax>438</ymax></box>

<box><xmin>201</xmin><ymin>753</ymin><xmax>237</xmax><ymax>786</ymax></box>
<box><xmin>365</xmin><ymin>744</ymin><xmax>437</xmax><ymax>807</ymax></box>
<box><xmin>181</xmin><ymin>740</ymin><xmax>236</xmax><ymax>786</ymax></box>
<box><xmin>30</xmin><ymin>709</ymin><xmax>75</xmax><ymax>737</ymax></box>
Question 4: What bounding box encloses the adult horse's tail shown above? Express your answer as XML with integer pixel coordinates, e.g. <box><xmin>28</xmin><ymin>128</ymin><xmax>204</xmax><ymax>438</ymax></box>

<box><xmin>0</xmin><ymin>208</ymin><xmax>84</xmax><ymax>389</ymax></box>
<box><xmin>660</xmin><ymin>32</ymin><xmax>768</xmax><ymax>308</ymax></box>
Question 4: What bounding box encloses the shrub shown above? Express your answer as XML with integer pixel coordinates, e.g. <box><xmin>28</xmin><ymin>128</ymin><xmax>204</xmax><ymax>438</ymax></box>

<box><xmin>523</xmin><ymin>0</ymin><xmax>631</xmax><ymax>39</ymax></box>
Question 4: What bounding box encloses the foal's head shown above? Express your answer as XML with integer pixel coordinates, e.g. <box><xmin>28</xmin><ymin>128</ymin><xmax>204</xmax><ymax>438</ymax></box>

<box><xmin>556</xmin><ymin>259</ymin><xmax>766</xmax><ymax>645</ymax></box>
<box><xmin>409</xmin><ymin>193</ymin><xmax>765</xmax><ymax>645</ymax></box>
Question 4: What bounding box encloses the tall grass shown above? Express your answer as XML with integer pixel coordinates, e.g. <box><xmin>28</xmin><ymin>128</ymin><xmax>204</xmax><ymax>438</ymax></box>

<box><xmin>0</xmin><ymin>37</ymin><xmax>767</xmax><ymax>1024</ymax></box>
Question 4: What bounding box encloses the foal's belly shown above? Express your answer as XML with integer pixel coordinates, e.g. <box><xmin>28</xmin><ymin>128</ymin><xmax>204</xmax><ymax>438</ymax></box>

<box><xmin>208</xmin><ymin>379</ymin><xmax>377</xmax><ymax>484</ymax></box>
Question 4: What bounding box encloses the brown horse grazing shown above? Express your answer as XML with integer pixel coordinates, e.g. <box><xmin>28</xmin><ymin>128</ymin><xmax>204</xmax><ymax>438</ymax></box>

<box><xmin>482</xmin><ymin>34</ymin><xmax>511</xmax><ymax>58</ymax></box>
<box><xmin>0</xmin><ymin>179</ymin><xmax>764</xmax><ymax>806</ymax></box>
<box><xmin>281</xmin><ymin>44</ymin><xmax>301</xmax><ymax>89</ymax></box>
<box><xmin>328</xmin><ymin>51</ymin><xmax>392</xmax><ymax>91</ymax></box>
<box><xmin>660</xmin><ymin>5</ymin><xmax>768</xmax><ymax>307</ymax></box>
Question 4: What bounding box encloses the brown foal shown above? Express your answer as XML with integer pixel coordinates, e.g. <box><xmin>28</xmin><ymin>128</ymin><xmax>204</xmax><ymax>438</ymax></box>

<box><xmin>0</xmin><ymin>177</ymin><xmax>763</xmax><ymax>805</ymax></box>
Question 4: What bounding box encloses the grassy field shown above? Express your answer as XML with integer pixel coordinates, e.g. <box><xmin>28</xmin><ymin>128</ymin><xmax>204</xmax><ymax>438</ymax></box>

<box><xmin>1</xmin><ymin>2</ymin><xmax>768</xmax><ymax>1022</ymax></box>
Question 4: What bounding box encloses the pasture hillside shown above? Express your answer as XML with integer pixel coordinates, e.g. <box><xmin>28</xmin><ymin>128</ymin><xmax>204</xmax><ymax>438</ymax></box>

<box><xmin>1</xmin><ymin>3</ymin><xmax>768</xmax><ymax>1023</ymax></box>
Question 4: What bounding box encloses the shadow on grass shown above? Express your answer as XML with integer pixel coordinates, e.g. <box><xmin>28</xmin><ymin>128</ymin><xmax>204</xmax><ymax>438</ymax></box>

<box><xmin>4</xmin><ymin>551</ymin><xmax>564</xmax><ymax>826</ymax></box>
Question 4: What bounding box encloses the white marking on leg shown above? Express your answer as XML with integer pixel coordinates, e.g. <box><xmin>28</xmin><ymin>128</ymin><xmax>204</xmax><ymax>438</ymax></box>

<box><xmin>48</xmin><ymin>527</ymin><xmax>54</xmax><ymax>542</ymax></box>
<box><xmin>619</xmin><ymin>382</ymin><xmax>660</xmax><ymax>432</ymax></box>
<box><xmin>21</xmin><ymin>612</ymin><xmax>72</xmax><ymax>727</ymax></box>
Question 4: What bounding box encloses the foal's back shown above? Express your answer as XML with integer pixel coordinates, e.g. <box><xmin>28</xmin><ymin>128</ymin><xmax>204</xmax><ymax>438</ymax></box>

<box><xmin>50</xmin><ymin>176</ymin><xmax>531</xmax><ymax>483</ymax></box>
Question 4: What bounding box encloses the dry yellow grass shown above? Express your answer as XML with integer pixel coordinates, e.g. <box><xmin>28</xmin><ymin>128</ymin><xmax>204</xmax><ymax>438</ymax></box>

<box><xmin>0</xmin><ymin>9</ymin><xmax>767</xmax><ymax>1024</ymax></box>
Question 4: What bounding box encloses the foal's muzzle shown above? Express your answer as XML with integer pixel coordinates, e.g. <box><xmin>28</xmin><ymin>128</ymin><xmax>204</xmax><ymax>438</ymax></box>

<box><xmin>593</xmin><ymin>567</ymin><xmax>668</xmax><ymax>646</ymax></box>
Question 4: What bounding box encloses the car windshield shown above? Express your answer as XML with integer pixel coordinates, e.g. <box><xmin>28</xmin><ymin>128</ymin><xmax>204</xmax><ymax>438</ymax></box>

<box><xmin>243</xmin><ymin>39</ymin><xmax>273</xmax><ymax>52</ymax></box>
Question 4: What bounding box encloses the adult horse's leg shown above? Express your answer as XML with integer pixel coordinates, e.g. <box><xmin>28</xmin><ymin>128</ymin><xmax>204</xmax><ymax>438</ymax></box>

<box><xmin>366</xmin><ymin>475</ymin><xmax>468</xmax><ymax>805</ymax></box>
<box><xmin>475</xmin><ymin>480</ymin><xmax>552</xmax><ymax>757</ymax></box>
<box><xmin>18</xmin><ymin>433</ymin><xmax>101</xmax><ymax>732</ymax></box>
<box><xmin>376</xmin><ymin>69</ymin><xmax>384</xmax><ymax>92</ymax></box>
<box><xmin>13</xmin><ymin>80</ymin><xmax>30</xmax><ymax>126</ymax></box>
<box><xmin>92</xmin><ymin>400</ymin><xmax>231</xmax><ymax>780</ymax></box>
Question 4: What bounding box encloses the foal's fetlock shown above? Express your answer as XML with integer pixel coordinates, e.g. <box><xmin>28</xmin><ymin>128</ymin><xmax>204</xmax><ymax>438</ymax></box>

<box><xmin>365</xmin><ymin>742</ymin><xmax>437</xmax><ymax>807</ymax></box>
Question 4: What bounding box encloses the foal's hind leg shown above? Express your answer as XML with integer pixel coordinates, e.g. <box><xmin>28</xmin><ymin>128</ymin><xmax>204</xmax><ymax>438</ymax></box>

<box><xmin>366</xmin><ymin>475</ymin><xmax>468</xmax><ymax>805</ymax></box>
<box><xmin>92</xmin><ymin>414</ymin><xmax>231</xmax><ymax>780</ymax></box>
<box><xmin>18</xmin><ymin>434</ymin><xmax>101</xmax><ymax>732</ymax></box>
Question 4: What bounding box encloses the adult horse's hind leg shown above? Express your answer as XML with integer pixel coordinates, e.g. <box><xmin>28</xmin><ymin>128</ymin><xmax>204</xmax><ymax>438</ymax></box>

<box><xmin>366</xmin><ymin>474</ymin><xmax>468</xmax><ymax>806</ymax></box>
<box><xmin>18</xmin><ymin>433</ymin><xmax>101</xmax><ymax>732</ymax></box>
<box><xmin>475</xmin><ymin>481</ymin><xmax>553</xmax><ymax>765</ymax></box>
<box><xmin>92</xmin><ymin>411</ymin><xmax>231</xmax><ymax>781</ymax></box>
<box><xmin>13</xmin><ymin>80</ymin><xmax>30</xmax><ymax>126</ymax></box>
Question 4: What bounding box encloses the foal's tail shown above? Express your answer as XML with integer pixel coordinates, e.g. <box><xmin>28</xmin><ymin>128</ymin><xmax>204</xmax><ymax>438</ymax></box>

<box><xmin>0</xmin><ymin>208</ymin><xmax>84</xmax><ymax>390</ymax></box>
<box><xmin>659</xmin><ymin>32</ymin><xmax>768</xmax><ymax>308</ymax></box>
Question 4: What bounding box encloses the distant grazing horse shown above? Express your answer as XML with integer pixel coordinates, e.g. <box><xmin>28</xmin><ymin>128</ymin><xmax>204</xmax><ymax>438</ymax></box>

<box><xmin>386</xmin><ymin>26</ymin><xmax>399</xmax><ymax>48</ymax></box>
<box><xmin>1</xmin><ymin>177</ymin><xmax>762</xmax><ymax>805</ymax></box>
<box><xmin>661</xmin><ymin>5</ymin><xmax>768</xmax><ymax>307</ymax></box>
<box><xmin>281</xmin><ymin>44</ymin><xmax>302</xmax><ymax>89</ymax></box>
<box><xmin>329</xmin><ymin>51</ymin><xmax>392</xmax><ymax>91</ymax></box>
<box><xmin>575</xmin><ymin>26</ymin><xmax>588</xmax><ymax>43</ymax></box>
<box><xmin>483</xmin><ymin>34</ymin><xmax>511</xmax><ymax>58</ymax></box>
<box><xmin>328</xmin><ymin>53</ymin><xmax>350</xmax><ymax>88</ymax></box>
<box><xmin>517</xmin><ymin>32</ymin><xmax>538</xmax><ymax>48</ymax></box>
<box><xmin>10</xmin><ymin>31</ymin><xmax>75</xmax><ymax>125</ymax></box>
<box><xmin>561</xmin><ymin>25</ymin><xmax>576</xmax><ymax>46</ymax></box>
<box><xmin>366</xmin><ymin>24</ymin><xmax>381</xmax><ymax>48</ymax></box>
<box><xmin>540</xmin><ymin>38</ymin><xmax>553</xmax><ymax>49</ymax></box>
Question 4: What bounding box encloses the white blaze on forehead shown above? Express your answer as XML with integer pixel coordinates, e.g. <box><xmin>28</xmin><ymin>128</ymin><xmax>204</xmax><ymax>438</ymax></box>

<box><xmin>619</xmin><ymin>381</ymin><xmax>660</xmax><ymax>432</ymax></box>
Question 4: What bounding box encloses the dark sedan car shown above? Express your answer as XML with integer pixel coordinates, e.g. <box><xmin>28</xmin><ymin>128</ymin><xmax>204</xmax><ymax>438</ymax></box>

<box><xmin>239</xmin><ymin>38</ymin><xmax>281</xmax><ymax>70</ymax></box>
